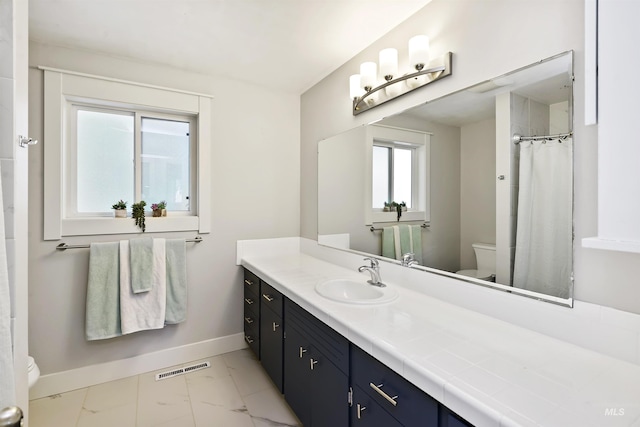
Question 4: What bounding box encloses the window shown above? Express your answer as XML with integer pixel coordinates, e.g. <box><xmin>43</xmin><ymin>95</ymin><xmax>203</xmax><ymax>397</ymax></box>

<box><xmin>43</xmin><ymin>68</ymin><xmax>211</xmax><ymax>239</ymax></box>
<box><xmin>365</xmin><ymin>125</ymin><xmax>430</xmax><ymax>224</ymax></box>
<box><xmin>372</xmin><ymin>143</ymin><xmax>416</xmax><ymax>209</ymax></box>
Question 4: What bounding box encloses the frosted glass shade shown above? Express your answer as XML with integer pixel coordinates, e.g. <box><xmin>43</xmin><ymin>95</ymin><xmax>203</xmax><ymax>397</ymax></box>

<box><xmin>409</xmin><ymin>35</ymin><xmax>430</xmax><ymax>69</ymax></box>
<box><xmin>350</xmin><ymin>75</ymin><xmax>362</xmax><ymax>99</ymax></box>
<box><xmin>379</xmin><ymin>48</ymin><xmax>398</xmax><ymax>80</ymax></box>
<box><xmin>360</xmin><ymin>62</ymin><xmax>377</xmax><ymax>89</ymax></box>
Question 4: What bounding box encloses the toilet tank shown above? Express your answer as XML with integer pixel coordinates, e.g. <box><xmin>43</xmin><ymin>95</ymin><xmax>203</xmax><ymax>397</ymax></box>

<box><xmin>472</xmin><ymin>243</ymin><xmax>496</xmax><ymax>273</ymax></box>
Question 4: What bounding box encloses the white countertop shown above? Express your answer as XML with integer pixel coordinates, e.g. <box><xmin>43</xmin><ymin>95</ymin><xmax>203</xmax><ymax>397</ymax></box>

<box><xmin>241</xmin><ymin>251</ymin><xmax>640</xmax><ymax>427</ymax></box>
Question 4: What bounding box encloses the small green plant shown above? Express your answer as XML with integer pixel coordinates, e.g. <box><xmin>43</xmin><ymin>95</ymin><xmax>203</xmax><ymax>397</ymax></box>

<box><xmin>385</xmin><ymin>201</ymin><xmax>407</xmax><ymax>221</ymax></box>
<box><xmin>111</xmin><ymin>200</ymin><xmax>127</xmax><ymax>210</ymax></box>
<box><xmin>151</xmin><ymin>200</ymin><xmax>166</xmax><ymax>211</ymax></box>
<box><xmin>131</xmin><ymin>201</ymin><xmax>147</xmax><ymax>232</ymax></box>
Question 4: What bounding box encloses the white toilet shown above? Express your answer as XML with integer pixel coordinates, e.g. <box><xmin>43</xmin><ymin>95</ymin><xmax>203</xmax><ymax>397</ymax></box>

<box><xmin>28</xmin><ymin>356</ymin><xmax>40</xmax><ymax>389</ymax></box>
<box><xmin>456</xmin><ymin>243</ymin><xmax>496</xmax><ymax>281</ymax></box>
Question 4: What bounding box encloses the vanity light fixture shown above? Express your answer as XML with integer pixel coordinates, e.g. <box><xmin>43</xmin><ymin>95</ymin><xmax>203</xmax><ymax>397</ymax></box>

<box><xmin>350</xmin><ymin>35</ymin><xmax>453</xmax><ymax>115</ymax></box>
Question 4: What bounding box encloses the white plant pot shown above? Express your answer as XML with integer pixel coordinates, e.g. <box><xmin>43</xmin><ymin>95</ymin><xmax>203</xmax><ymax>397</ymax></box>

<box><xmin>114</xmin><ymin>209</ymin><xmax>127</xmax><ymax>218</ymax></box>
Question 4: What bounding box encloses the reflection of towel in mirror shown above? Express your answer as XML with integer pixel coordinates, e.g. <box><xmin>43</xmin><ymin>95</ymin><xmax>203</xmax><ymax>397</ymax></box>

<box><xmin>120</xmin><ymin>239</ymin><xmax>167</xmax><ymax>335</ymax></box>
<box><xmin>382</xmin><ymin>225</ymin><xmax>423</xmax><ymax>264</ymax></box>
<box><xmin>86</xmin><ymin>242</ymin><xmax>122</xmax><ymax>340</ymax></box>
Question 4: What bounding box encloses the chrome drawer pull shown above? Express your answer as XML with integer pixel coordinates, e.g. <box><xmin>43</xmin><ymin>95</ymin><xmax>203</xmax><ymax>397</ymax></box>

<box><xmin>357</xmin><ymin>403</ymin><xmax>366</xmax><ymax>419</ymax></box>
<box><xmin>245</xmin><ymin>335</ymin><xmax>254</xmax><ymax>344</ymax></box>
<box><xmin>244</xmin><ymin>279</ymin><xmax>254</xmax><ymax>286</ymax></box>
<box><xmin>244</xmin><ymin>298</ymin><xmax>254</xmax><ymax>305</ymax></box>
<box><xmin>244</xmin><ymin>317</ymin><xmax>254</xmax><ymax>324</ymax></box>
<box><xmin>310</xmin><ymin>358</ymin><xmax>318</xmax><ymax>370</ymax></box>
<box><xmin>272</xmin><ymin>322</ymin><xmax>280</xmax><ymax>332</ymax></box>
<box><xmin>369</xmin><ymin>382</ymin><xmax>398</xmax><ymax>406</ymax></box>
<box><xmin>299</xmin><ymin>347</ymin><xmax>307</xmax><ymax>358</ymax></box>
<box><xmin>262</xmin><ymin>294</ymin><xmax>274</xmax><ymax>302</ymax></box>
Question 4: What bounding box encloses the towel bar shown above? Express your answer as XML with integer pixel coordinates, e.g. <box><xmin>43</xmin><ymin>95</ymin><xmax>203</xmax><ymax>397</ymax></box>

<box><xmin>56</xmin><ymin>236</ymin><xmax>203</xmax><ymax>251</ymax></box>
<box><xmin>369</xmin><ymin>223</ymin><xmax>429</xmax><ymax>232</ymax></box>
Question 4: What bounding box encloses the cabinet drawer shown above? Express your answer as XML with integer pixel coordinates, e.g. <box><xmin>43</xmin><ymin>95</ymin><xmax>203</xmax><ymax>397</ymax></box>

<box><xmin>244</xmin><ymin>321</ymin><xmax>259</xmax><ymax>356</ymax></box>
<box><xmin>243</xmin><ymin>291</ymin><xmax>259</xmax><ymax>319</ymax></box>
<box><xmin>260</xmin><ymin>281</ymin><xmax>283</xmax><ymax>317</ymax></box>
<box><xmin>285</xmin><ymin>299</ymin><xmax>349</xmax><ymax>374</ymax></box>
<box><xmin>351</xmin><ymin>385</ymin><xmax>403</xmax><ymax>427</ymax></box>
<box><xmin>351</xmin><ymin>345</ymin><xmax>438</xmax><ymax>426</ymax></box>
<box><xmin>244</xmin><ymin>269</ymin><xmax>260</xmax><ymax>298</ymax></box>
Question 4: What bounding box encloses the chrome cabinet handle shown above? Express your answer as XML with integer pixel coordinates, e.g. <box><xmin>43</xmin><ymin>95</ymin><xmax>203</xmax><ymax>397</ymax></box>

<box><xmin>244</xmin><ymin>317</ymin><xmax>254</xmax><ymax>324</ymax></box>
<box><xmin>244</xmin><ymin>279</ymin><xmax>254</xmax><ymax>286</ymax></box>
<box><xmin>310</xmin><ymin>358</ymin><xmax>318</xmax><ymax>370</ymax></box>
<box><xmin>272</xmin><ymin>322</ymin><xmax>280</xmax><ymax>332</ymax></box>
<box><xmin>299</xmin><ymin>347</ymin><xmax>307</xmax><ymax>358</ymax></box>
<box><xmin>244</xmin><ymin>298</ymin><xmax>254</xmax><ymax>305</ymax></box>
<box><xmin>244</xmin><ymin>335</ymin><xmax>254</xmax><ymax>344</ymax></box>
<box><xmin>262</xmin><ymin>294</ymin><xmax>274</xmax><ymax>302</ymax></box>
<box><xmin>357</xmin><ymin>403</ymin><xmax>366</xmax><ymax>419</ymax></box>
<box><xmin>369</xmin><ymin>382</ymin><xmax>398</xmax><ymax>406</ymax></box>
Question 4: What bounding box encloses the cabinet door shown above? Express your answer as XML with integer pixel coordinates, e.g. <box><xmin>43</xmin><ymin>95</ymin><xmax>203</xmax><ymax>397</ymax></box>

<box><xmin>283</xmin><ymin>325</ymin><xmax>312</xmax><ymax>426</ymax></box>
<box><xmin>260</xmin><ymin>306</ymin><xmax>283</xmax><ymax>392</ymax></box>
<box><xmin>351</xmin><ymin>385</ymin><xmax>403</xmax><ymax>427</ymax></box>
<box><xmin>309</xmin><ymin>350</ymin><xmax>349</xmax><ymax>426</ymax></box>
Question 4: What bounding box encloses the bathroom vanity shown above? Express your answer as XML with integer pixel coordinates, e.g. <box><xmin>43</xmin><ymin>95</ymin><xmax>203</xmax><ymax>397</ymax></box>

<box><xmin>238</xmin><ymin>238</ymin><xmax>640</xmax><ymax>427</ymax></box>
<box><xmin>243</xmin><ymin>267</ymin><xmax>470</xmax><ymax>427</ymax></box>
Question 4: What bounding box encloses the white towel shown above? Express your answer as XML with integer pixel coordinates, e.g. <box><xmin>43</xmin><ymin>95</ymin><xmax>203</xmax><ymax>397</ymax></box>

<box><xmin>120</xmin><ymin>239</ymin><xmax>167</xmax><ymax>335</ymax></box>
<box><xmin>393</xmin><ymin>226</ymin><xmax>402</xmax><ymax>260</ymax></box>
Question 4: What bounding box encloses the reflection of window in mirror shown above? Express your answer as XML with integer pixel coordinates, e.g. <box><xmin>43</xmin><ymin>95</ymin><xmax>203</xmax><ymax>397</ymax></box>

<box><xmin>365</xmin><ymin>125</ymin><xmax>430</xmax><ymax>225</ymax></box>
<box><xmin>372</xmin><ymin>142</ymin><xmax>414</xmax><ymax>208</ymax></box>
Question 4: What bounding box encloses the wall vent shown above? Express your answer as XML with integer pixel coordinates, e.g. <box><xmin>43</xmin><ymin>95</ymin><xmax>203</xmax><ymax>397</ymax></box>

<box><xmin>155</xmin><ymin>361</ymin><xmax>211</xmax><ymax>381</ymax></box>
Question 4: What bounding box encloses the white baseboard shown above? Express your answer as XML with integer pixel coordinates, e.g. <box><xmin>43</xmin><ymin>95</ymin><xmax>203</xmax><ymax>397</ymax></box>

<box><xmin>29</xmin><ymin>333</ymin><xmax>246</xmax><ymax>400</ymax></box>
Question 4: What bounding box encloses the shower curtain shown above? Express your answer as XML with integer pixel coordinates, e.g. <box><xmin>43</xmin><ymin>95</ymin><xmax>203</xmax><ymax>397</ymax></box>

<box><xmin>513</xmin><ymin>138</ymin><xmax>573</xmax><ymax>298</ymax></box>
<box><xmin>0</xmin><ymin>162</ymin><xmax>15</xmax><ymax>407</ymax></box>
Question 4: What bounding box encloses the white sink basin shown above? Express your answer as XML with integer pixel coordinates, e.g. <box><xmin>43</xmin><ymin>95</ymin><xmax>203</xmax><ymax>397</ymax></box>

<box><xmin>315</xmin><ymin>279</ymin><xmax>399</xmax><ymax>304</ymax></box>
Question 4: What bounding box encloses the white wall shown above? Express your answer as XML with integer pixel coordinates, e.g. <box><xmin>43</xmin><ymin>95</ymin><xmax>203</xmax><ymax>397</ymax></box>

<box><xmin>28</xmin><ymin>42</ymin><xmax>301</xmax><ymax>375</ymax></box>
<box><xmin>460</xmin><ymin>118</ymin><xmax>496</xmax><ymax>270</ymax></box>
<box><xmin>301</xmin><ymin>0</ymin><xmax>640</xmax><ymax>315</ymax></box>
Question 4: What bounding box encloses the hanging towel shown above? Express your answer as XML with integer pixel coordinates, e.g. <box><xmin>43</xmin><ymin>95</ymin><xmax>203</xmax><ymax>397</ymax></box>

<box><xmin>130</xmin><ymin>237</ymin><xmax>154</xmax><ymax>293</ymax></box>
<box><xmin>165</xmin><ymin>239</ymin><xmax>187</xmax><ymax>324</ymax></box>
<box><xmin>395</xmin><ymin>225</ymin><xmax>414</xmax><ymax>259</ymax></box>
<box><xmin>120</xmin><ymin>239</ymin><xmax>167</xmax><ymax>335</ymax></box>
<box><xmin>86</xmin><ymin>242</ymin><xmax>122</xmax><ymax>341</ymax></box>
<box><xmin>410</xmin><ymin>225</ymin><xmax>423</xmax><ymax>264</ymax></box>
<box><xmin>382</xmin><ymin>227</ymin><xmax>396</xmax><ymax>259</ymax></box>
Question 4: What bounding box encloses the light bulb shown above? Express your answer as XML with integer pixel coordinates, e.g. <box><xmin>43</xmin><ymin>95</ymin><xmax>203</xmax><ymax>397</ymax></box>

<box><xmin>409</xmin><ymin>35</ymin><xmax>430</xmax><ymax>70</ymax></box>
<box><xmin>379</xmin><ymin>48</ymin><xmax>398</xmax><ymax>81</ymax></box>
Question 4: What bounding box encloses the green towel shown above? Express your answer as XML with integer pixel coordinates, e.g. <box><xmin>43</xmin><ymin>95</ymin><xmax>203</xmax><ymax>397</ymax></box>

<box><xmin>410</xmin><ymin>225</ymin><xmax>423</xmax><ymax>264</ymax></box>
<box><xmin>398</xmin><ymin>225</ymin><xmax>412</xmax><ymax>257</ymax></box>
<box><xmin>130</xmin><ymin>237</ymin><xmax>154</xmax><ymax>293</ymax></box>
<box><xmin>165</xmin><ymin>239</ymin><xmax>187</xmax><ymax>324</ymax></box>
<box><xmin>86</xmin><ymin>242</ymin><xmax>121</xmax><ymax>340</ymax></box>
<box><xmin>382</xmin><ymin>227</ymin><xmax>396</xmax><ymax>259</ymax></box>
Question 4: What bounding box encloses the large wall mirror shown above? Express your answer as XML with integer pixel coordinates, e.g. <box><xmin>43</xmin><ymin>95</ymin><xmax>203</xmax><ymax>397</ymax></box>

<box><xmin>318</xmin><ymin>51</ymin><xmax>574</xmax><ymax>307</ymax></box>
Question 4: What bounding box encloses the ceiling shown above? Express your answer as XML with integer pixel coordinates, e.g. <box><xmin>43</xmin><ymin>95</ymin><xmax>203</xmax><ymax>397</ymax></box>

<box><xmin>29</xmin><ymin>0</ymin><xmax>432</xmax><ymax>94</ymax></box>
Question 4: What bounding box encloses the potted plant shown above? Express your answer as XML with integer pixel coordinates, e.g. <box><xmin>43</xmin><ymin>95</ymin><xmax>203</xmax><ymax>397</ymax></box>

<box><xmin>111</xmin><ymin>200</ymin><xmax>127</xmax><ymax>218</ymax></box>
<box><xmin>151</xmin><ymin>201</ymin><xmax>167</xmax><ymax>217</ymax></box>
<box><xmin>131</xmin><ymin>201</ymin><xmax>146</xmax><ymax>232</ymax></box>
<box><xmin>384</xmin><ymin>201</ymin><xmax>407</xmax><ymax>220</ymax></box>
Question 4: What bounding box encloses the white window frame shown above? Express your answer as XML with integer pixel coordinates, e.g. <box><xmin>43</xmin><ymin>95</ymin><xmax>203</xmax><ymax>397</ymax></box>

<box><xmin>364</xmin><ymin>125</ymin><xmax>430</xmax><ymax>225</ymax></box>
<box><xmin>42</xmin><ymin>67</ymin><xmax>212</xmax><ymax>239</ymax></box>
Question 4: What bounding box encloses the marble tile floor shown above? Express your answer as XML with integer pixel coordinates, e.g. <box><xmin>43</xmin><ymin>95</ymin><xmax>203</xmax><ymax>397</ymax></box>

<box><xmin>29</xmin><ymin>349</ymin><xmax>302</xmax><ymax>427</ymax></box>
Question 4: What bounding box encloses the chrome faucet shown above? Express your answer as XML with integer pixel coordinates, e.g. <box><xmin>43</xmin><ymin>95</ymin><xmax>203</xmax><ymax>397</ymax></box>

<box><xmin>358</xmin><ymin>257</ymin><xmax>385</xmax><ymax>287</ymax></box>
<box><xmin>401</xmin><ymin>252</ymin><xmax>419</xmax><ymax>268</ymax></box>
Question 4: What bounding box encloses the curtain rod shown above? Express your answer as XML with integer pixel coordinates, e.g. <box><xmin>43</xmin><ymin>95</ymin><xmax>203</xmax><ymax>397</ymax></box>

<box><xmin>369</xmin><ymin>223</ymin><xmax>430</xmax><ymax>232</ymax></box>
<box><xmin>512</xmin><ymin>132</ymin><xmax>573</xmax><ymax>144</ymax></box>
<box><xmin>56</xmin><ymin>236</ymin><xmax>203</xmax><ymax>251</ymax></box>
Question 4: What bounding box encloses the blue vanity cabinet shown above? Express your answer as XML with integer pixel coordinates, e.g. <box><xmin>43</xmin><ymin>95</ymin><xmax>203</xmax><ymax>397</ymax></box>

<box><xmin>284</xmin><ymin>299</ymin><xmax>350</xmax><ymax>426</ymax></box>
<box><xmin>243</xmin><ymin>270</ymin><xmax>260</xmax><ymax>357</ymax></box>
<box><xmin>260</xmin><ymin>281</ymin><xmax>284</xmax><ymax>392</ymax></box>
<box><xmin>350</xmin><ymin>385</ymin><xmax>403</xmax><ymax>427</ymax></box>
<box><xmin>440</xmin><ymin>407</ymin><xmax>474</xmax><ymax>427</ymax></box>
<box><xmin>351</xmin><ymin>345</ymin><xmax>439</xmax><ymax>426</ymax></box>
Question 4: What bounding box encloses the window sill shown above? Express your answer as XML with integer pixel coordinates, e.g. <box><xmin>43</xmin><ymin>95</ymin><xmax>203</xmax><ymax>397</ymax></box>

<box><xmin>59</xmin><ymin>216</ymin><xmax>200</xmax><ymax>238</ymax></box>
<box><xmin>370</xmin><ymin>210</ymin><xmax>427</xmax><ymax>224</ymax></box>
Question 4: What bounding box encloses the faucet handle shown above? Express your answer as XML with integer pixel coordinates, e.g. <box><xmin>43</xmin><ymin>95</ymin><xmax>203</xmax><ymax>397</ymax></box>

<box><xmin>363</xmin><ymin>257</ymin><xmax>379</xmax><ymax>268</ymax></box>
